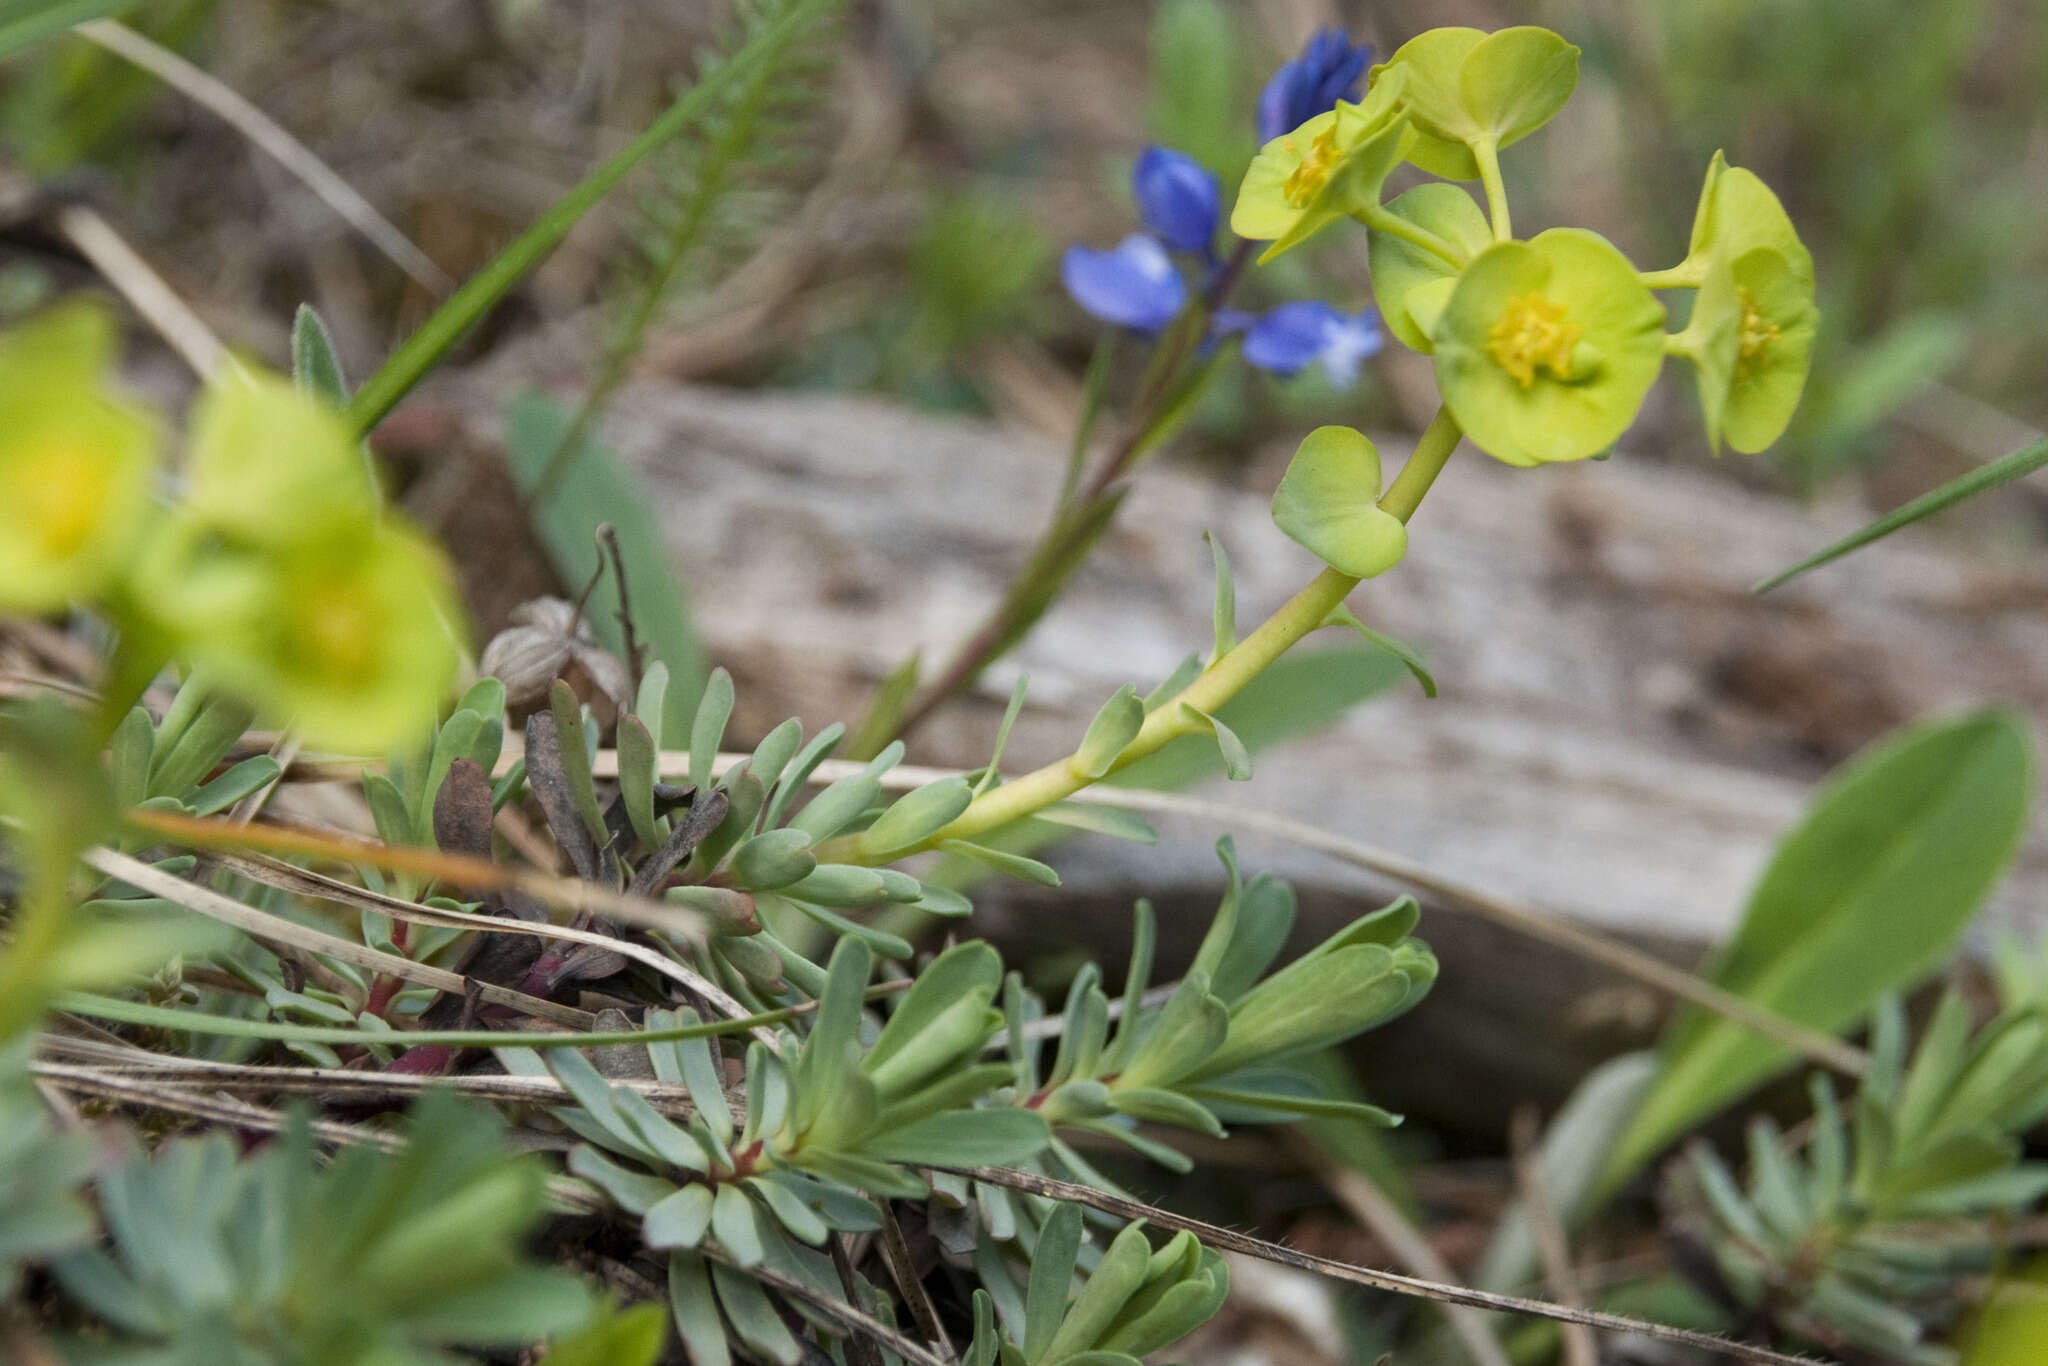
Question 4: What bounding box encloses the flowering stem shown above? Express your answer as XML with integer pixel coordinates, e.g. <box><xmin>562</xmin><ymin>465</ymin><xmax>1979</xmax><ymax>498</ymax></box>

<box><xmin>831</xmin><ymin>407</ymin><xmax>1464</xmax><ymax>864</ymax></box>
<box><xmin>887</xmin><ymin>246</ymin><xmax>1252</xmax><ymax>747</ymax></box>
<box><xmin>1473</xmin><ymin>137</ymin><xmax>1512</xmax><ymax>243</ymax></box>
<box><xmin>1360</xmin><ymin>207</ymin><xmax>1467</xmax><ymax>269</ymax></box>
<box><xmin>1379</xmin><ymin>406</ymin><xmax>1463</xmax><ymax>522</ymax></box>
<box><xmin>1638</xmin><ymin>261</ymin><xmax>1707</xmax><ymax>290</ymax></box>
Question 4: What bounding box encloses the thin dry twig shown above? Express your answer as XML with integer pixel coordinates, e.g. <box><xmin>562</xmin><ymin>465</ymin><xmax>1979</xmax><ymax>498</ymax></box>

<box><xmin>960</xmin><ymin>1165</ymin><xmax>1835</xmax><ymax>1366</ymax></box>
<box><xmin>1286</xmin><ymin>1132</ymin><xmax>1513</xmax><ymax>1366</ymax></box>
<box><xmin>55</xmin><ymin>203</ymin><xmax>224</xmax><ymax>379</ymax></box>
<box><xmin>76</xmin><ymin>20</ymin><xmax>453</xmax><ymax>294</ymax></box>
<box><xmin>700</xmin><ymin>1243</ymin><xmax>955</xmax><ymax>1366</ymax></box>
<box><xmin>1510</xmin><ymin>1107</ymin><xmax>1598</xmax><ymax>1366</ymax></box>
<box><xmin>208</xmin><ymin>847</ymin><xmax>771</xmax><ymax>1046</ymax></box>
<box><xmin>83</xmin><ymin>847</ymin><xmax>592</xmax><ymax>1028</ymax></box>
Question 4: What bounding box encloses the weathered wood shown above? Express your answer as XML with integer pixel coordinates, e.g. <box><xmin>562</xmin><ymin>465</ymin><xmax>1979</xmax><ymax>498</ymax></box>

<box><xmin>445</xmin><ymin>376</ymin><xmax>2048</xmax><ymax>1127</ymax></box>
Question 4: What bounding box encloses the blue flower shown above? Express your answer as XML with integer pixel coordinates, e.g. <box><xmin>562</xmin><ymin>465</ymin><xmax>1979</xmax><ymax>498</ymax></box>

<box><xmin>1062</xmin><ymin>234</ymin><xmax>1187</xmax><ymax>333</ymax></box>
<box><xmin>1233</xmin><ymin>301</ymin><xmax>1383</xmax><ymax>385</ymax></box>
<box><xmin>1257</xmin><ymin>28</ymin><xmax>1372</xmax><ymax>143</ymax></box>
<box><xmin>1132</xmin><ymin>146</ymin><xmax>1220</xmax><ymax>254</ymax></box>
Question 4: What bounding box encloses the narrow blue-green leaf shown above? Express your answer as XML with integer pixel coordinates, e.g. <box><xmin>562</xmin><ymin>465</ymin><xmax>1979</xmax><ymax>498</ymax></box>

<box><xmin>1074</xmin><ymin>683</ymin><xmax>1144</xmax><ymax>780</ymax></box>
<box><xmin>1178</xmin><ymin>703</ymin><xmax>1250</xmax><ymax>781</ymax></box>
<box><xmin>975</xmin><ymin>672</ymin><xmax>1031</xmax><ymax>797</ymax></box>
<box><xmin>290</xmin><ymin>304</ymin><xmax>349</xmax><ymax>405</ymax></box>
<box><xmin>1756</xmin><ymin>439</ymin><xmax>2048</xmax><ymax>593</ymax></box>
<box><xmin>1600</xmin><ymin>709</ymin><xmax>2035</xmax><ymax>1195</ymax></box>
<box><xmin>1032</xmin><ymin>801</ymin><xmax>1157</xmax><ymax>845</ymax></box>
<box><xmin>1205</xmin><ymin>530</ymin><xmax>1235</xmax><ymax>661</ymax></box>
<box><xmin>861</xmin><ymin>775</ymin><xmax>972</xmax><ymax>857</ymax></box>
<box><xmin>937</xmin><ymin>840</ymin><xmax>1060</xmax><ymax>887</ymax></box>
<box><xmin>667</xmin><ymin>1251</ymin><xmax>731</xmax><ymax>1366</ymax></box>
<box><xmin>1322</xmin><ymin>605</ymin><xmax>1436</xmax><ymax>698</ymax></box>
<box><xmin>344</xmin><ymin>3</ymin><xmax>825</xmax><ymax>434</ymax></box>
<box><xmin>689</xmin><ymin>667</ymin><xmax>735</xmax><ymax>793</ymax></box>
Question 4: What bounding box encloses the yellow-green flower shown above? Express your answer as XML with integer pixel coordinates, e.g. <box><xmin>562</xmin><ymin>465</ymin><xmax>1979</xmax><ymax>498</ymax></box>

<box><xmin>1230</xmin><ymin>64</ymin><xmax>1409</xmax><ymax>263</ymax></box>
<box><xmin>0</xmin><ymin>302</ymin><xmax>158</xmax><ymax>612</ymax></box>
<box><xmin>1672</xmin><ymin>246</ymin><xmax>1820</xmax><ymax>454</ymax></box>
<box><xmin>1370</xmin><ymin>26</ymin><xmax>1579</xmax><ymax>182</ymax></box>
<box><xmin>1431</xmin><ymin>228</ymin><xmax>1666</xmax><ymax>466</ymax></box>
<box><xmin>1664</xmin><ymin>154</ymin><xmax>1819</xmax><ymax>453</ymax></box>
<box><xmin>184</xmin><ymin>520</ymin><xmax>466</xmax><ymax>753</ymax></box>
<box><xmin>184</xmin><ymin>366</ymin><xmax>377</xmax><ymax>546</ymax></box>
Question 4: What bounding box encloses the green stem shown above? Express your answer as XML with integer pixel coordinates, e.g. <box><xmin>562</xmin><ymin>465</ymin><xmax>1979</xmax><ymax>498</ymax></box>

<box><xmin>1378</xmin><ymin>407</ymin><xmax>1463</xmax><ymax>523</ymax></box>
<box><xmin>1473</xmin><ymin>137</ymin><xmax>1512</xmax><ymax>243</ymax></box>
<box><xmin>1360</xmin><ymin>206</ymin><xmax>1468</xmax><ymax>269</ymax></box>
<box><xmin>829</xmin><ymin>409</ymin><xmax>1465</xmax><ymax>865</ymax></box>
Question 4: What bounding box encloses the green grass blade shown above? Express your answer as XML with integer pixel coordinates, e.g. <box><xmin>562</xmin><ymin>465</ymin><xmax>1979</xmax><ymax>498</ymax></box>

<box><xmin>0</xmin><ymin>0</ymin><xmax>135</xmax><ymax>60</ymax></box>
<box><xmin>342</xmin><ymin>0</ymin><xmax>825</xmax><ymax>436</ymax></box>
<box><xmin>1756</xmin><ymin>438</ymin><xmax>2048</xmax><ymax>593</ymax></box>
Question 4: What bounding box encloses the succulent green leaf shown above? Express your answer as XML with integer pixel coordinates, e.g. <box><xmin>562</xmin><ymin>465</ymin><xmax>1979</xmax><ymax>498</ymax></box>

<box><xmin>667</xmin><ymin>1251</ymin><xmax>731</xmax><ymax>1366</ymax></box>
<box><xmin>689</xmin><ymin>666</ymin><xmax>734</xmax><ymax>792</ymax></box>
<box><xmin>1024</xmin><ymin>1203</ymin><xmax>1083</xmax><ymax>1361</ymax></box>
<box><xmin>728</xmin><ymin>829</ymin><xmax>817</xmax><ymax>890</ymax></box>
<box><xmin>616</xmin><ymin>714</ymin><xmax>662</xmax><ymax>850</ymax></box>
<box><xmin>1047</xmin><ymin>1222</ymin><xmax>1154</xmax><ymax>1361</ymax></box>
<box><xmin>1270</xmin><ymin>425</ymin><xmax>1408</xmax><ymax>578</ymax></box>
<box><xmin>1204</xmin><ymin>530</ymin><xmax>1236</xmax><ymax>661</ymax></box>
<box><xmin>1143</xmin><ymin>652</ymin><xmax>1203</xmax><ymax>713</ymax></box>
<box><xmin>567</xmin><ymin>1147</ymin><xmax>675</xmax><ymax>1216</ymax></box>
<box><xmin>1117</xmin><ymin>973</ymin><xmax>1228</xmax><ymax>1092</ymax></box>
<box><xmin>642</xmin><ymin>1183</ymin><xmax>715</xmax><ymax>1250</ymax></box>
<box><xmin>859</xmin><ymin>1107</ymin><xmax>1049</xmax><ymax>1167</ymax></box>
<box><xmin>710</xmin><ymin>1257</ymin><xmax>802</xmax><ymax>1365</ymax></box>
<box><xmin>1074</xmin><ymin>684</ymin><xmax>1145</xmax><ymax>780</ymax></box>
<box><xmin>862</xmin><ymin>775</ymin><xmax>974</xmax><ymax>857</ymax></box>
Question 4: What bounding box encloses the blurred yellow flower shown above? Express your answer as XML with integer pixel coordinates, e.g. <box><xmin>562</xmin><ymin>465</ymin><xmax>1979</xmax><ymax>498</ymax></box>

<box><xmin>0</xmin><ymin>302</ymin><xmax>158</xmax><ymax>613</ymax></box>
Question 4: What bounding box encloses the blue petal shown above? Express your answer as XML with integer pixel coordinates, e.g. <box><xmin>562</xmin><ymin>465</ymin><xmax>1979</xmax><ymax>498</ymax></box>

<box><xmin>1240</xmin><ymin>302</ymin><xmax>1383</xmax><ymax>387</ymax></box>
<box><xmin>1061</xmin><ymin>236</ymin><xmax>1186</xmax><ymax>332</ymax></box>
<box><xmin>1315</xmin><ymin>308</ymin><xmax>1384</xmax><ymax>388</ymax></box>
<box><xmin>1241</xmin><ymin>301</ymin><xmax>1342</xmax><ymax>376</ymax></box>
<box><xmin>1131</xmin><ymin>146</ymin><xmax>1219</xmax><ymax>254</ymax></box>
<box><xmin>1257</xmin><ymin>28</ymin><xmax>1372</xmax><ymax>143</ymax></box>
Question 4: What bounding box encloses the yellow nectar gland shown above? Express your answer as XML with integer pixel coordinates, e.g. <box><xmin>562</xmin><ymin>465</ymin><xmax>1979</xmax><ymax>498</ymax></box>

<box><xmin>1486</xmin><ymin>293</ymin><xmax>1581</xmax><ymax>389</ymax></box>
<box><xmin>1282</xmin><ymin>124</ymin><xmax>1344</xmax><ymax>209</ymax></box>
<box><xmin>1735</xmin><ymin>286</ymin><xmax>1780</xmax><ymax>379</ymax></box>
<box><xmin>12</xmin><ymin>440</ymin><xmax>114</xmax><ymax>558</ymax></box>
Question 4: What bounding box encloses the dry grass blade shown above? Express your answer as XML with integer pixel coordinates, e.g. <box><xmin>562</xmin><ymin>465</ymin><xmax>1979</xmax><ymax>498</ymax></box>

<box><xmin>209</xmin><ymin>847</ymin><xmax>772</xmax><ymax>1046</ymax></box>
<box><xmin>83</xmin><ymin>847</ymin><xmax>591</xmax><ymax>1027</ymax></box>
<box><xmin>960</xmin><ymin>1165</ymin><xmax>1836</xmax><ymax>1366</ymax></box>
<box><xmin>38</xmin><ymin>1061</ymin><xmax>402</xmax><ymax>1152</ymax></box>
<box><xmin>54</xmin><ymin>203</ymin><xmax>224</xmax><ymax>378</ymax></box>
<box><xmin>126</xmin><ymin>806</ymin><xmax>706</xmax><ymax>943</ymax></box>
<box><xmin>1286</xmin><ymin>1133</ymin><xmax>1513</xmax><ymax>1366</ymax></box>
<box><xmin>76</xmin><ymin>20</ymin><xmax>453</xmax><ymax>294</ymax></box>
<box><xmin>1511</xmin><ymin>1107</ymin><xmax>1598</xmax><ymax>1366</ymax></box>
<box><xmin>31</xmin><ymin>1047</ymin><xmax>706</xmax><ymax>1120</ymax></box>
